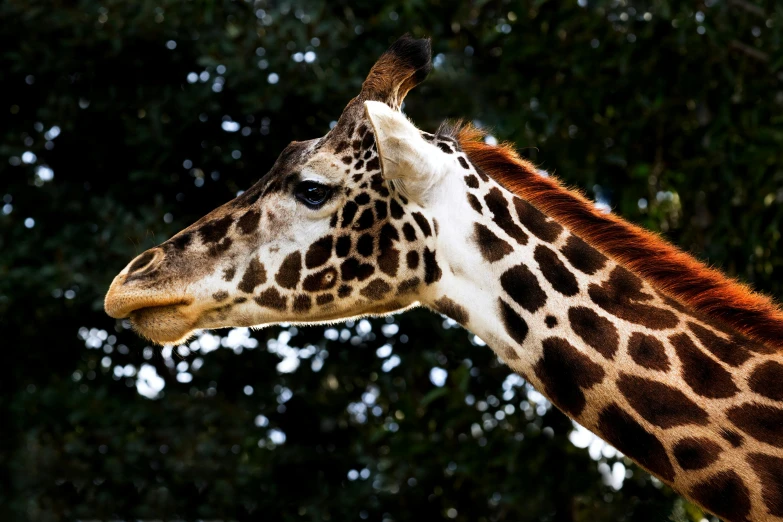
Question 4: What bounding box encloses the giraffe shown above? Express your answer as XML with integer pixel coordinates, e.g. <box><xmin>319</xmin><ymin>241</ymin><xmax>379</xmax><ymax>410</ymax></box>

<box><xmin>104</xmin><ymin>35</ymin><xmax>783</xmax><ymax>522</ymax></box>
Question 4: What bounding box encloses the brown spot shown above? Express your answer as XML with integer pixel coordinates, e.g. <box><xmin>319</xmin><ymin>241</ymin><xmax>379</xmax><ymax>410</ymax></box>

<box><xmin>561</xmin><ymin>235</ymin><xmax>607</xmax><ymax>275</ymax></box>
<box><xmin>671</xmin><ymin>332</ymin><xmax>739</xmax><ymax>398</ymax></box>
<box><xmin>361</xmin><ymin>129</ymin><xmax>374</xmax><ymax>149</ymax></box>
<box><xmin>211</xmin><ymin>303</ymin><xmax>233</xmax><ymax>317</ymax></box>
<box><xmin>234</xmin><ymin>297</ymin><xmax>247</xmax><ymax>304</ymax></box>
<box><xmin>738</xmin><ymin>333</ymin><xmax>777</xmax><ymax>354</ymax></box>
<box><xmin>335</xmin><ymin>236</ymin><xmax>351</xmax><ymax>257</ymax></box>
<box><xmin>423</xmin><ymin>248</ymin><xmax>441</xmax><ymax>284</ymax></box>
<box><xmin>316</xmin><ymin>293</ymin><xmax>335</xmax><ymax>305</ymax></box>
<box><xmin>749</xmin><ymin>360</ymin><xmax>783</xmax><ymax>401</ymax></box>
<box><xmin>378</xmin><ymin>223</ymin><xmax>400</xmax><ymax>247</ymax></box>
<box><xmin>484</xmin><ymin>187</ymin><xmax>528</xmax><ymax>245</ymax></box>
<box><xmin>499</xmin><ymin>299</ymin><xmax>528</xmax><ymax>345</ymax></box>
<box><xmin>720</xmin><ymin>428</ymin><xmax>744</xmax><ymax>447</ymax></box>
<box><xmin>467</xmin><ymin>193</ymin><xmax>483</xmax><ymax>214</ymax></box>
<box><xmin>627</xmin><ymin>333</ymin><xmax>669</xmax><ymax>372</ymax></box>
<box><xmin>223</xmin><ymin>266</ymin><xmax>236</xmax><ymax>282</ymax></box>
<box><xmin>361</xmin><ymin>278</ymin><xmax>391</xmax><ymax>301</ymax></box>
<box><xmin>503</xmin><ymin>346</ymin><xmax>520</xmax><ymax>361</ymax></box>
<box><xmin>276</xmin><ymin>252</ymin><xmax>302</xmax><ymax>289</ymax></box>
<box><xmin>568</xmin><ymin>306</ymin><xmax>619</xmax><ymax>360</ymax></box>
<box><xmin>374</xmin><ymin>199</ymin><xmax>387</xmax><ymax>219</ymax></box>
<box><xmin>687</xmin><ymin>321</ymin><xmax>752</xmax><ymax>367</ymax></box>
<box><xmin>341</xmin><ymin>201</ymin><xmax>358</xmax><ymax>227</ymax></box>
<box><xmin>293</xmin><ymin>294</ymin><xmax>312</xmax><ymax>312</ymax></box>
<box><xmin>597</xmin><ymin>403</ymin><xmax>675</xmax><ymax>482</ymax></box>
<box><xmin>378</xmin><ymin>223</ymin><xmax>400</xmax><ymax>277</ymax></box>
<box><xmin>207</xmin><ymin>237</ymin><xmax>233</xmax><ymax>257</ymax></box>
<box><xmin>616</xmin><ymin>373</ymin><xmax>709</xmax><ymax>428</ymax></box>
<box><xmin>458</xmin><ymin>156</ymin><xmax>470</xmax><ymax>170</ymax></box>
<box><xmin>545</xmin><ymin>315</ymin><xmax>558</xmax><ymax>328</ymax></box>
<box><xmin>353</xmin><ymin>159</ymin><xmax>364</xmax><ymax>170</ymax></box>
<box><xmin>727</xmin><ymin>402</ymin><xmax>783</xmax><ymax>448</ymax></box>
<box><xmin>474</xmin><ymin>223</ymin><xmax>513</xmax><ymax>262</ymax></box>
<box><xmin>433</xmin><ymin>297</ymin><xmax>469</xmax><ymax>324</ymax></box>
<box><xmin>237</xmin><ymin>257</ymin><xmax>267</xmax><ymax>293</ymax></box>
<box><xmin>340</xmin><ymin>258</ymin><xmax>375</xmax><ymax>282</ymax></box>
<box><xmin>170</xmin><ymin>232</ymin><xmax>192</xmax><ymax>250</ymax></box>
<box><xmin>437</xmin><ymin>142</ymin><xmax>453</xmax><ymax>154</ymax></box>
<box><xmin>334</xmin><ymin>141</ymin><xmax>349</xmax><ymax>154</ymax></box>
<box><xmin>369</xmin><ymin>175</ymin><xmax>390</xmax><ymax>197</ymax></box>
<box><xmin>500</xmin><ymin>264</ymin><xmax>547</xmax><ymax>313</ymax></box>
<box><xmin>390</xmin><ymin>199</ymin><xmax>404</xmax><ymax>219</ymax></box>
<box><xmin>237</xmin><ymin>209</ymin><xmax>261</xmax><ymax>234</ymax></box>
<box><xmin>305</xmin><ymin>236</ymin><xmax>334</xmax><ymax>269</ymax></box>
<box><xmin>514</xmin><ymin>198</ymin><xmax>563</xmax><ymax>242</ymax></box>
<box><xmin>366</xmin><ymin>157</ymin><xmax>380</xmax><ymax>172</ymax></box>
<box><xmin>212</xmin><ymin>291</ymin><xmax>229</xmax><ymax>302</ymax></box>
<box><xmin>379</xmin><ymin>248</ymin><xmax>400</xmax><ymax>277</ymax></box>
<box><xmin>198</xmin><ymin>215</ymin><xmax>233</xmax><ymax>244</ymax></box>
<box><xmin>535</xmin><ymin>244</ymin><xmax>579</xmax><ymax>296</ymax></box>
<box><xmin>689</xmin><ymin>471</ymin><xmax>751</xmax><ymax>522</ymax></box>
<box><xmin>402</xmin><ymin>223</ymin><xmax>417</xmax><ymax>242</ymax></box>
<box><xmin>588</xmin><ymin>267</ymin><xmax>678</xmax><ymax>329</ymax></box>
<box><xmin>747</xmin><ymin>453</ymin><xmax>783</xmax><ymax>517</ymax></box>
<box><xmin>397</xmin><ymin>277</ymin><xmax>420</xmax><ymax>295</ymax></box>
<box><xmin>464</xmin><ymin>174</ymin><xmax>479</xmax><ymax>188</ymax></box>
<box><xmin>357</xmin><ymin>234</ymin><xmax>374</xmax><ymax>257</ymax></box>
<box><xmin>355</xmin><ymin>192</ymin><xmax>370</xmax><ymax>205</ymax></box>
<box><xmin>473</xmin><ymin>164</ymin><xmax>490</xmax><ymax>182</ymax></box>
<box><xmin>412</xmin><ymin>212</ymin><xmax>432</xmax><ymax>237</ymax></box>
<box><xmin>406</xmin><ymin>251</ymin><xmax>420</xmax><ymax>270</ymax></box>
<box><xmin>673</xmin><ymin>437</ymin><xmax>723</xmax><ymax>470</ymax></box>
<box><xmin>533</xmin><ymin>337</ymin><xmax>605</xmax><ymax>417</ymax></box>
<box><xmin>355</xmin><ymin>208</ymin><xmax>375</xmax><ymax>230</ymax></box>
<box><xmin>254</xmin><ymin>288</ymin><xmax>287</xmax><ymax>311</ymax></box>
<box><xmin>303</xmin><ymin>267</ymin><xmax>338</xmax><ymax>292</ymax></box>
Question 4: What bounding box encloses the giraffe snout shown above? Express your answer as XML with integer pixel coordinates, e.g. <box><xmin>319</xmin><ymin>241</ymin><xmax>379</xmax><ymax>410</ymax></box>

<box><xmin>104</xmin><ymin>247</ymin><xmax>191</xmax><ymax>320</ymax></box>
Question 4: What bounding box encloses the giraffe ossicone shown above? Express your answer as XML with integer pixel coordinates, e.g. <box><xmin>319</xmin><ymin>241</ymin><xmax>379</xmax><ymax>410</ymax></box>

<box><xmin>105</xmin><ymin>35</ymin><xmax>783</xmax><ymax>522</ymax></box>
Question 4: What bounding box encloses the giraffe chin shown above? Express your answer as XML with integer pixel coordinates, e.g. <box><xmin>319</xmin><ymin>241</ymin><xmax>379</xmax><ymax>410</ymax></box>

<box><xmin>129</xmin><ymin>305</ymin><xmax>197</xmax><ymax>345</ymax></box>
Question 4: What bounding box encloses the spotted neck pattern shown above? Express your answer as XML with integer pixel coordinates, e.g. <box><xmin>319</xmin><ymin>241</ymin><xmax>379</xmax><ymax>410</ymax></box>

<box><xmin>428</xmin><ymin>136</ymin><xmax>783</xmax><ymax>522</ymax></box>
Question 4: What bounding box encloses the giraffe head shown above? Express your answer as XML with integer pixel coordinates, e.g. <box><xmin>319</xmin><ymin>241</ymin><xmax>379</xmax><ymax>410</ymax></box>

<box><xmin>105</xmin><ymin>35</ymin><xmax>463</xmax><ymax>344</ymax></box>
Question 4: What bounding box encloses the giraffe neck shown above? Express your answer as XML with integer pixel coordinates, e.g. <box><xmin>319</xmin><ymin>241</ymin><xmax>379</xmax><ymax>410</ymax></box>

<box><xmin>422</xmin><ymin>141</ymin><xmax>783</xmax><ymax>522</ymax></box>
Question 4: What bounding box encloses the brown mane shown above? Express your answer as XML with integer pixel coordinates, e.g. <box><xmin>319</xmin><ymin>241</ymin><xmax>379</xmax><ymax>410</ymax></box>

<box><xmin>456</xmin><ymin>124</ymin><xmax>783</xmax><ymax>348</ymax></box>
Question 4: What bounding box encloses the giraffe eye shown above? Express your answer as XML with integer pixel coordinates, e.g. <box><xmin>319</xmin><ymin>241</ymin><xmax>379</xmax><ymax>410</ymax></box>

<box><xmin>294</xmin><ymin>181</ymin><xmax>332</xmax><ymax>208</ymax></box>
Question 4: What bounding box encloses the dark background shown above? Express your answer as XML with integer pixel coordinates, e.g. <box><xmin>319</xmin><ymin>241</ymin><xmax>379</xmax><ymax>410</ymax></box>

<box><xmin>2</xmin><ymin>1</ymin><xmax>782</xmax><ymax>521</ymax></box>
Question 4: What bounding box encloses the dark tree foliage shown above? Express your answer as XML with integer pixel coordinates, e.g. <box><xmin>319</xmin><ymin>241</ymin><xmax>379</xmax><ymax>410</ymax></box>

<box><xmin>2</xmin><ymin>1</ymin><xmax>781</xmax><ymax>521</ymax></box>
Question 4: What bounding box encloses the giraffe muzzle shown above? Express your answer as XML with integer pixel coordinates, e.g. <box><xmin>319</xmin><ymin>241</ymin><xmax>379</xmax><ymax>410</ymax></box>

<box><xmin>104</xmin><ymin>247</ymin><xmax>193</xmax><ymax>321</ymax></box>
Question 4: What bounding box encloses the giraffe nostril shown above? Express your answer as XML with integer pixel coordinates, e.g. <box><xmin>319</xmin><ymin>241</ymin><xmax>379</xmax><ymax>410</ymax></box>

<box><xmin>127</xmin><ymin>249</ymin><xmax>161</xmax><ymax>275</ymax></box>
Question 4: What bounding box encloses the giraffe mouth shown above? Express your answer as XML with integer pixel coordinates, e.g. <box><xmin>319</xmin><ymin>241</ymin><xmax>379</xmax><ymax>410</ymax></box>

<box><xmin>128</xmin><ymin>303</ymin><xmax>197</xmax><ymax>345</ymax></box>
<box><xmin>104</xmin><ymin>268</ymin><xmax>195</xmax><ymax>345</ymax></box>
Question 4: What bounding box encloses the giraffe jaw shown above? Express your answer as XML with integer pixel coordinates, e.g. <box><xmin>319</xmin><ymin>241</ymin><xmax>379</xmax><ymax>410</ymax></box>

<box><xmin>128</xmin><ymin>304</ymin><xmax>199</xmax><ymax>345</ymax></box>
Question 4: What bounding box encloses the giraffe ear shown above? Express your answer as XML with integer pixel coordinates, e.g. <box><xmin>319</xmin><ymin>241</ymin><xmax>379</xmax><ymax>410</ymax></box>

<box><xmin>364</xmin><ymin>100</ymin><xmax>442</xmax><ymax>185</ymax></box>
<box><xmin>359</xmin><ymin>34</ymin><xmax>432</xmax><ymax>110</ymax></box>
